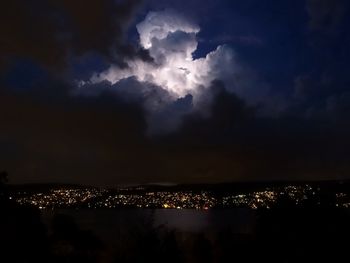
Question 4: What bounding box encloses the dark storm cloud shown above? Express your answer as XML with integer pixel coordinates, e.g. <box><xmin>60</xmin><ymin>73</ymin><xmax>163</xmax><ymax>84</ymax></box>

<box><xmin>0</xmin><ymin>87</ymin><xmax>149</xmax><ymax>185</ymax></box>
<box><xmin>1</xmin><ymin>77</ymin><xmax>350</xmax><ymax>185</ymax></box>
<box><xmin>157</xmin><ymin>81</ymin><xmax>350</xmax><ymax>183</ymax></box>
<box><xmin>290</xmin><ymin>0</ymin><xmax>350</xmax><ymax>122</ymax></box>
<box><xmin>75</xmin><ymin>77</ymin><xmax>175</xmax><ymax>115</ymax></box>
<box><xmin>0</xmin><ymin>0</ymin><xmax>149</xmax><ymax>70</ymax></box>
<box><xmin>306</xmin><ymin>0</ymin><xmax>347</xmax><ymax>32</ymax></box>
<box><xmin>174</xmin><ymin>80</ymin><xmax>256</xmax><ymax>143</ymax></box>
<box><xmin>1</xmin><ymin>1</ymin><xmax>350</xmax><ymax>185</ymax></box>
<box><xmin>290</xmin><ymin>73</ymin><xmax>350</xmax><ymax>122</ymax></box>
<box><xmin>75</xmin><ymin>77</ymin><xmax>194</xmax><ymax>135</ymax></box>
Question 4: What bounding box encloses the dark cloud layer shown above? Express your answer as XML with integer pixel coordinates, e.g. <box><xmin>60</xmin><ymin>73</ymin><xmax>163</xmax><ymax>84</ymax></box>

<box><xmin>0</xmin><ymin>0</ymin><xmax>350</xmax><ymax>185</ymax></box>
<box><xmin>0</xmin><ymin>0</ymin><xmax>149</xmax><ymax>70</ymax></box>
<box><xmin>1</xmin><ymin>76</ymin><xmax>350</xmax><ymax>185</ymax></box>
<box><xmin>307</xmin><ymin>0</ymin><xmax>347</xmax><ymax>33</ymax></box>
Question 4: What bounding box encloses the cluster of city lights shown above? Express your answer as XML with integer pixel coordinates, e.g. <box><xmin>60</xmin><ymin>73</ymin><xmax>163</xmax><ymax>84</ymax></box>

<box><xmin>15</xmin><ymin>189</ymin><xmax>106</xmax><ymax>209</ymax></box>
<box><xmin>12</xmin><ymin>184</ymin><xmax>350</xmax><ymax>210</ymax></box>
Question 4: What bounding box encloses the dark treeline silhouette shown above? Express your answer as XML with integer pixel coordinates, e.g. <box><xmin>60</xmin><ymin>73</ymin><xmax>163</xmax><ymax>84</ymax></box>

<box><xmin>254</xmin><ymin>194</ymin><xmax>350</xmax><ymax>263</ymax></box>
<box><xmin>1</xmin><ymin>171</ymin><xmax>350</xmax><ymax>262</ymax></box>
<box><xmin>0</xmin><ymin>171</ymin><xmax>48</xmax><ymax>262</ymax></box>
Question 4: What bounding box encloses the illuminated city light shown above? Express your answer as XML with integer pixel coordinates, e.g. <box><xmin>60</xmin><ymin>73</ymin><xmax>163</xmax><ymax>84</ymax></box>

<box><xmin>12</xmin><ymin>184</ymin><xmax>348</xmax><ymax>210</ymax></box>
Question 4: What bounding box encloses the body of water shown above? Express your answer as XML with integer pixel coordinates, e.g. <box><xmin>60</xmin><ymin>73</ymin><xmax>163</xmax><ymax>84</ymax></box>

<box><xmin>42</xmin><ymin>209</ymin><xmax>256</xmax><ymax>244</ymax></box>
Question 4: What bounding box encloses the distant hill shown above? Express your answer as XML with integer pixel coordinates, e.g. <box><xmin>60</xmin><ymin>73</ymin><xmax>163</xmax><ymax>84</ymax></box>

<box><xmin>139</xmin><ymin>179</ymin><xmax>350</xmax><ymax>193</ymax></box>
<box><xmin>8</xmin><ymin>183</ymin><xmax>95</xmax><ymax>193</ymax></box>
<box><xmin>8</xmin><ymin>179</ymin><xmax>350</xmax><ymax>194</ymax></box>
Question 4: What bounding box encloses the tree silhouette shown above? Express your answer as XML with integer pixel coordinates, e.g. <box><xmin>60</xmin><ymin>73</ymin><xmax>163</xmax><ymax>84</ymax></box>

<box><xmin>0</xmin><ymin>171</ymin><xmax>8</xmax><ymax>201</ymax></box>
<box><xmin>160</xmin><ymin>230</ymin><xmax>184</xmax><ymax>263</ymax></box>
<box><xmin>192</xmin><ymin>233</ymin><xmax>213</xmax><ymax>263</ymax></box>
<box><xmin>50</xmin><ymin>214</ymin><xmax>104</xmax><ymax>263</ymax></box>
<box><xmin>256</xmin><ymin>193</ymin><xmax>350</xmax><ymax>262</ymax></box>
<box><xmin>0</xmin><ymin>170</ymin><xmax>8</xmax><ymax>184</ymax></box>
<box><xmin>0</xmin><ymin>171</ymin><xmax>49</xmax><ymax>263</ymax></box>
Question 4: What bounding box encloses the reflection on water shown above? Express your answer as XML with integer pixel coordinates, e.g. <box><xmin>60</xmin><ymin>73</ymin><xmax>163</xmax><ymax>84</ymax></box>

<box><xmin>153</xmin><ymin>209</ymin><xmax>255</xmax><ymax>233</ymax></box>
<box><xmin>42</xmin><ymin>209</ymin><xmax>256</xmax><ymax>243</ymax></box>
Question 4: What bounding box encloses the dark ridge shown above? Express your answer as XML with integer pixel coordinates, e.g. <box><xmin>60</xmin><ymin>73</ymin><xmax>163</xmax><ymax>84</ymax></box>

<box><xmin>7</xmin><ymin>183</ymin><xmax>97</xmax><ymax>193</ymax></box>
<box><xmin>8</xmin><ymin>179</ymin><xmax>350</xmax><ymax>193</ymax></box>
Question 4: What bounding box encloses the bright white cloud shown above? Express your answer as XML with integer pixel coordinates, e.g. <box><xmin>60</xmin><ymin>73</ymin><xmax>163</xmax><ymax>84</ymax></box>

<box><xmin>78</xmin><ymin>10</ymin><xmax>268</xmax><ymax>134</ymax></box>
<box><xmin>136</xmin><ymin>10</ymin><xmax>200</xmax><ymax>50</ymax></box>
<box><xmin>87</xmin><ymin>10</ymin><xmax>240</xmax><ymax>100</ymax></box>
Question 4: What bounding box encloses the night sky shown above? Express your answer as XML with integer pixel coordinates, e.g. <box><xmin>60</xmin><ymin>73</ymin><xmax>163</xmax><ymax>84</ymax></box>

<box><xmin>1</xmin><ymin>0</ymin><xmax>350</xmax><ymax>186</ymax></box>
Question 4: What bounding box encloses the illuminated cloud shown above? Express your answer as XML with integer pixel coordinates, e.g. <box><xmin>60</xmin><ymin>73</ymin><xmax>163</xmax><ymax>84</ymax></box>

<box><xmin>137</xmin><ymin>10</ymin><xmax>200</xmax><ymax>50</ymax></box>
<box><xmin>84</xmin><ymin>10</ymin><xmax>239</xmax><ymax>98</ymax></box>
<box><xmin>78</xmin><ymin>10</ymin><xmax>263</xmax><ymax>133</ymax></box>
